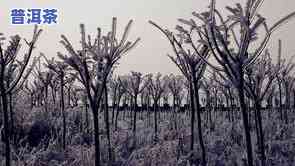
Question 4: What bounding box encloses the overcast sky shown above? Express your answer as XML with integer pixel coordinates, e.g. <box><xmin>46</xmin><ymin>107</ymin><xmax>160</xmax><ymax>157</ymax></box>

<box><xmin>1</xmin><ymin>0</ymin><xmax>295</xmax><ymax>75</ymax></box>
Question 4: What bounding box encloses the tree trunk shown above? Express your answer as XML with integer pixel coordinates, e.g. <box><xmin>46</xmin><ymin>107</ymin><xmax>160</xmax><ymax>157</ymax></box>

<box><xmin>8</xmin><ymin>92</ymin><xmax>14</xmax><ymax>143</ymax></box>
<box><xmin>192</xmin><ymin>75</ymin><xmax>206</xmax><ymax>166</ymax></box>
<box><xmin>237</xmin><ymin>68</ymin><xmax>254</xmax><ymax>166</ymax></box>
<box><xmin>133</xmin><ymin>95</ymin><xmax>138</xmax><ymax>137</ymax></box>
<box><xmin>189</xmin><ymin>81</ymin><xmax>196</xmax><ymax>151</ymax></box>
<box><xmin>84</xmin><ymin>97</ymin><xmax>89</xmax><ymax>133</ymax></box>
<box><xmin>30</xmin><ymin>93</ymin><xmax>34</xmax><ymax>109</ymax></box>
<box><xmin>103</xmin><ymin>85</ymin><xmax>112</xmax><ymax>164</ymax></box>
<box><xmin>111</xmin><ymin>97</ymin><xmax>116</xmax><ymax>125</ymax></box>
<box><xmin>284</xmin><ymin>85</ymin><xmax>289</xmax><ymax>124</ymax></box>
<box><xmin>225</xmin><ymin>94</ymin><xmax>230</xmax><ymax>122</ymax></box>
<box><xmin>154</xmin><ymin>100</ymin><xmax>158</xmax><ymax>141</ymax></box>
<box><xmin>229</xmin><ymin>89</ymin><xmax>234</xmax><ymax>122</ymax></box>
<box><xmin>254</xmin><ymin>101</ymin><xmax>266</xmax><ymax>166</ymax></box>
<box><xmin>278</xmin><ymin>82</ymin><xmax>283</xmax><ymax>121</ymax></box>
<box><xmin>69</xmin><ymin>88</ymin><xmax>72</xmax><ymax>107</ymax></box>
<box><xmin>60</xmin><ymin>75</ymin><xmax>66</xmax><ymax>150</ymax></box>
<box><xmin>51</xmin><ymin>86</ymin><xmax>56</xmax><ymax>104</ymax></box>
<box><xmin>88</xmin><ymin>87</ymin><xmax>103</xmax><ymax>166</ymax></box>
<box><xmin>1</xmin><ymin>87</ymin><xmax>11</xmax><ymax>166</ymax></box>
<box><xmin>115</xmin><ymin>95</ymin><xmax>122</xmax><ymax>131</ymax></box>
<box><xmin>173</xmin><ymin>94</ymin><xmax>177</xmax><ymax>130</ymax></box>
<box><xmin>44</xmin><ymin>85</ymin><xmax>48</xmax><ymax>112</ymax></box>
<box><xmin>93</xmin><ymin>109</ymin><xmax>101</xmax><ymax>166</ymax></box>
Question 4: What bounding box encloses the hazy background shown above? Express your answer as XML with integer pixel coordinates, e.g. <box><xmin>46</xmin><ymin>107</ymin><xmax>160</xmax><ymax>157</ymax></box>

<box><xmin>0</xmin><ymin>0</ymin><xmax>295</xmax><ymax>75</ymax></box>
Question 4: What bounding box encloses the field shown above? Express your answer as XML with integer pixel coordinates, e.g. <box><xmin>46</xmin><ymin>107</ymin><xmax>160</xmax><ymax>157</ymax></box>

<box><xmin>1</xmin><ymin>0</ymin><xmax>295</xmax><ymax>166</ymax></box>
<box><xmin>1</xmin><ymin>102</ymin><xmax>295</xmax><ymax>165</ymax></box>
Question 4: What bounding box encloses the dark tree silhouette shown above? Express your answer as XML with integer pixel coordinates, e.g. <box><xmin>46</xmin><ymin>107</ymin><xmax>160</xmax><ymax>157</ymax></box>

<box><xmin>43</xmin><ymin>54</ymin><xmax>70</xmax><ymax>150</ymax></box>
<box><xmin>146</xmin><ymin>73</ymin><xmax>167</xmax><ymax>141</ymax></box>
<box><xmin>119</xmin><ymin>71</ymin><xmax>146</xmax><ymax>142</ymax></box>
<box><xmin>178</xmin><ymin>1</ymin><xmax>295</xmax><ymax>165</ymax></box>
<box><xmin>59</xmin><ymin>18</ymin><xmax>140</xmax><ymax>166</ymax></box>
<box><xmin>149</xmin><ymin>20</ymin><xmax>209</xmax><ymax>165</ymax></box>
<box><xmin>0</xmin><ymin>25</ymin><xmax>42</xmax><ymax>166</ymax></box>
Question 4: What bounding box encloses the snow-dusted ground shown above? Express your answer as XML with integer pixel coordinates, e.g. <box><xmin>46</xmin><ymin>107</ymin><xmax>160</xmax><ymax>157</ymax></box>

<box><xmin>1</xmin><ymin>106</ymin><xmax>295</xmax><ymax>166</ymax></box>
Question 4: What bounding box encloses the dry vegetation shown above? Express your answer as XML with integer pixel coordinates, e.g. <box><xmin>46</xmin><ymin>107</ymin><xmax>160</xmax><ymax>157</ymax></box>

<box><xmin>1</xmin><ymin>0</ymin><xmax>295</xmax><ymax>166</ymax></box>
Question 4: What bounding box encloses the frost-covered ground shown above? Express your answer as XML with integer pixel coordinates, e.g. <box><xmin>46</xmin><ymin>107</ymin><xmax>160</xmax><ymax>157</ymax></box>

<box><xmin>1</xmin><ymin>105</ymin><xmax>295</xmax><ymax>166</ymax></box>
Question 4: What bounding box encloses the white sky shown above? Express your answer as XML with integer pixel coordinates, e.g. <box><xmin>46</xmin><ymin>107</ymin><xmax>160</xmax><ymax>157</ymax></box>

<box><xmin>1</xmin><ymin>0</ymin><xmax>295</xmax><ymax>75</ymax></box>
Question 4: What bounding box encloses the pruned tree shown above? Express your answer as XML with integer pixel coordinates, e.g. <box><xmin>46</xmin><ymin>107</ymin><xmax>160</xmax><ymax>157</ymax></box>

<box><xmin>49</xmin><ymin>74</ymin><xmax>59</xmax><ymax>105</ymax></box>
<box><xmin>275</xmin><ymin>40</ymin><xmax>295</xmax><ymax>123</ymax></box>
<box><xmin>171</xmin><ymin>0</ymin><xmax>295</xmax><ymax>165</ymax></box>
<box><xmin>32</xmin><ymin>60</ymin><xmax>54</xmax><ymax>112</ymax></box>
<box><xmin>23</xmin><ymin>81</ymin><xmax>37</xmax><ymax>109</ymax></box>
<box><xmin>64</xmin><ymin>74</ymin><xmax>76</xmax><ymax>108</ymax></box>
<box><xmin>109</xmin><ymin>76</ymin><xmax>120</xmax><ymax>124</ymax></box>
<box><xmin>200</xmin><ymin>75</ymin><xmax>215</xmax><ymax>126</ymax></box>
<box><xmin>102</xmin><ymin>75</ymin><xmax>113</xmax><ymax>164</ymax></box>
<box><xmin>162</xmin><ymin>75</ymin><xmax>170</xmax><ymax>107</ymax></box>
<box><xmin>43</xmin><ymin>53</ymin><xmax>69</xmax><ymax>150</ymax></box>
<box><xmin>149</xmin><ymin>19</ymin><xmax>209</xmax><ymax>165</ymax></box>
<box><xmin>119</xmin><ymin>71</ymin><xmax>146</xmax><ymax>140</ymax></box>
<box><xmin>244</xmin><ymin>50</ymin><xmax>279</xmax><ymax>165</ymax></box>
<box><xmin>166</xmin><ymin>74</ymin><xmax>184</xmax><ymax>130</ymax></box>
<box><xmin>59</xmin><ymin>17</ymin><xmax>140</xmax><ymax>166</ymax></box>
<box><xmin>0</xmin><ymin>25</ymin><xmax>42</xmax><ymax>166</ymax></box>
<box><xmin>114</xmin><ymin>76</ymin><xmax>127</xmax><ymax>130</ymax></box>
<box><xmin>146</xmin><ymin>73</ymin><xmax>167</xmax><ymax>141</ymax></box>
<box><xmin>141</xmin><ymin>84</ymin><xmax>153</xmax><ymax>125</ymax></box>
